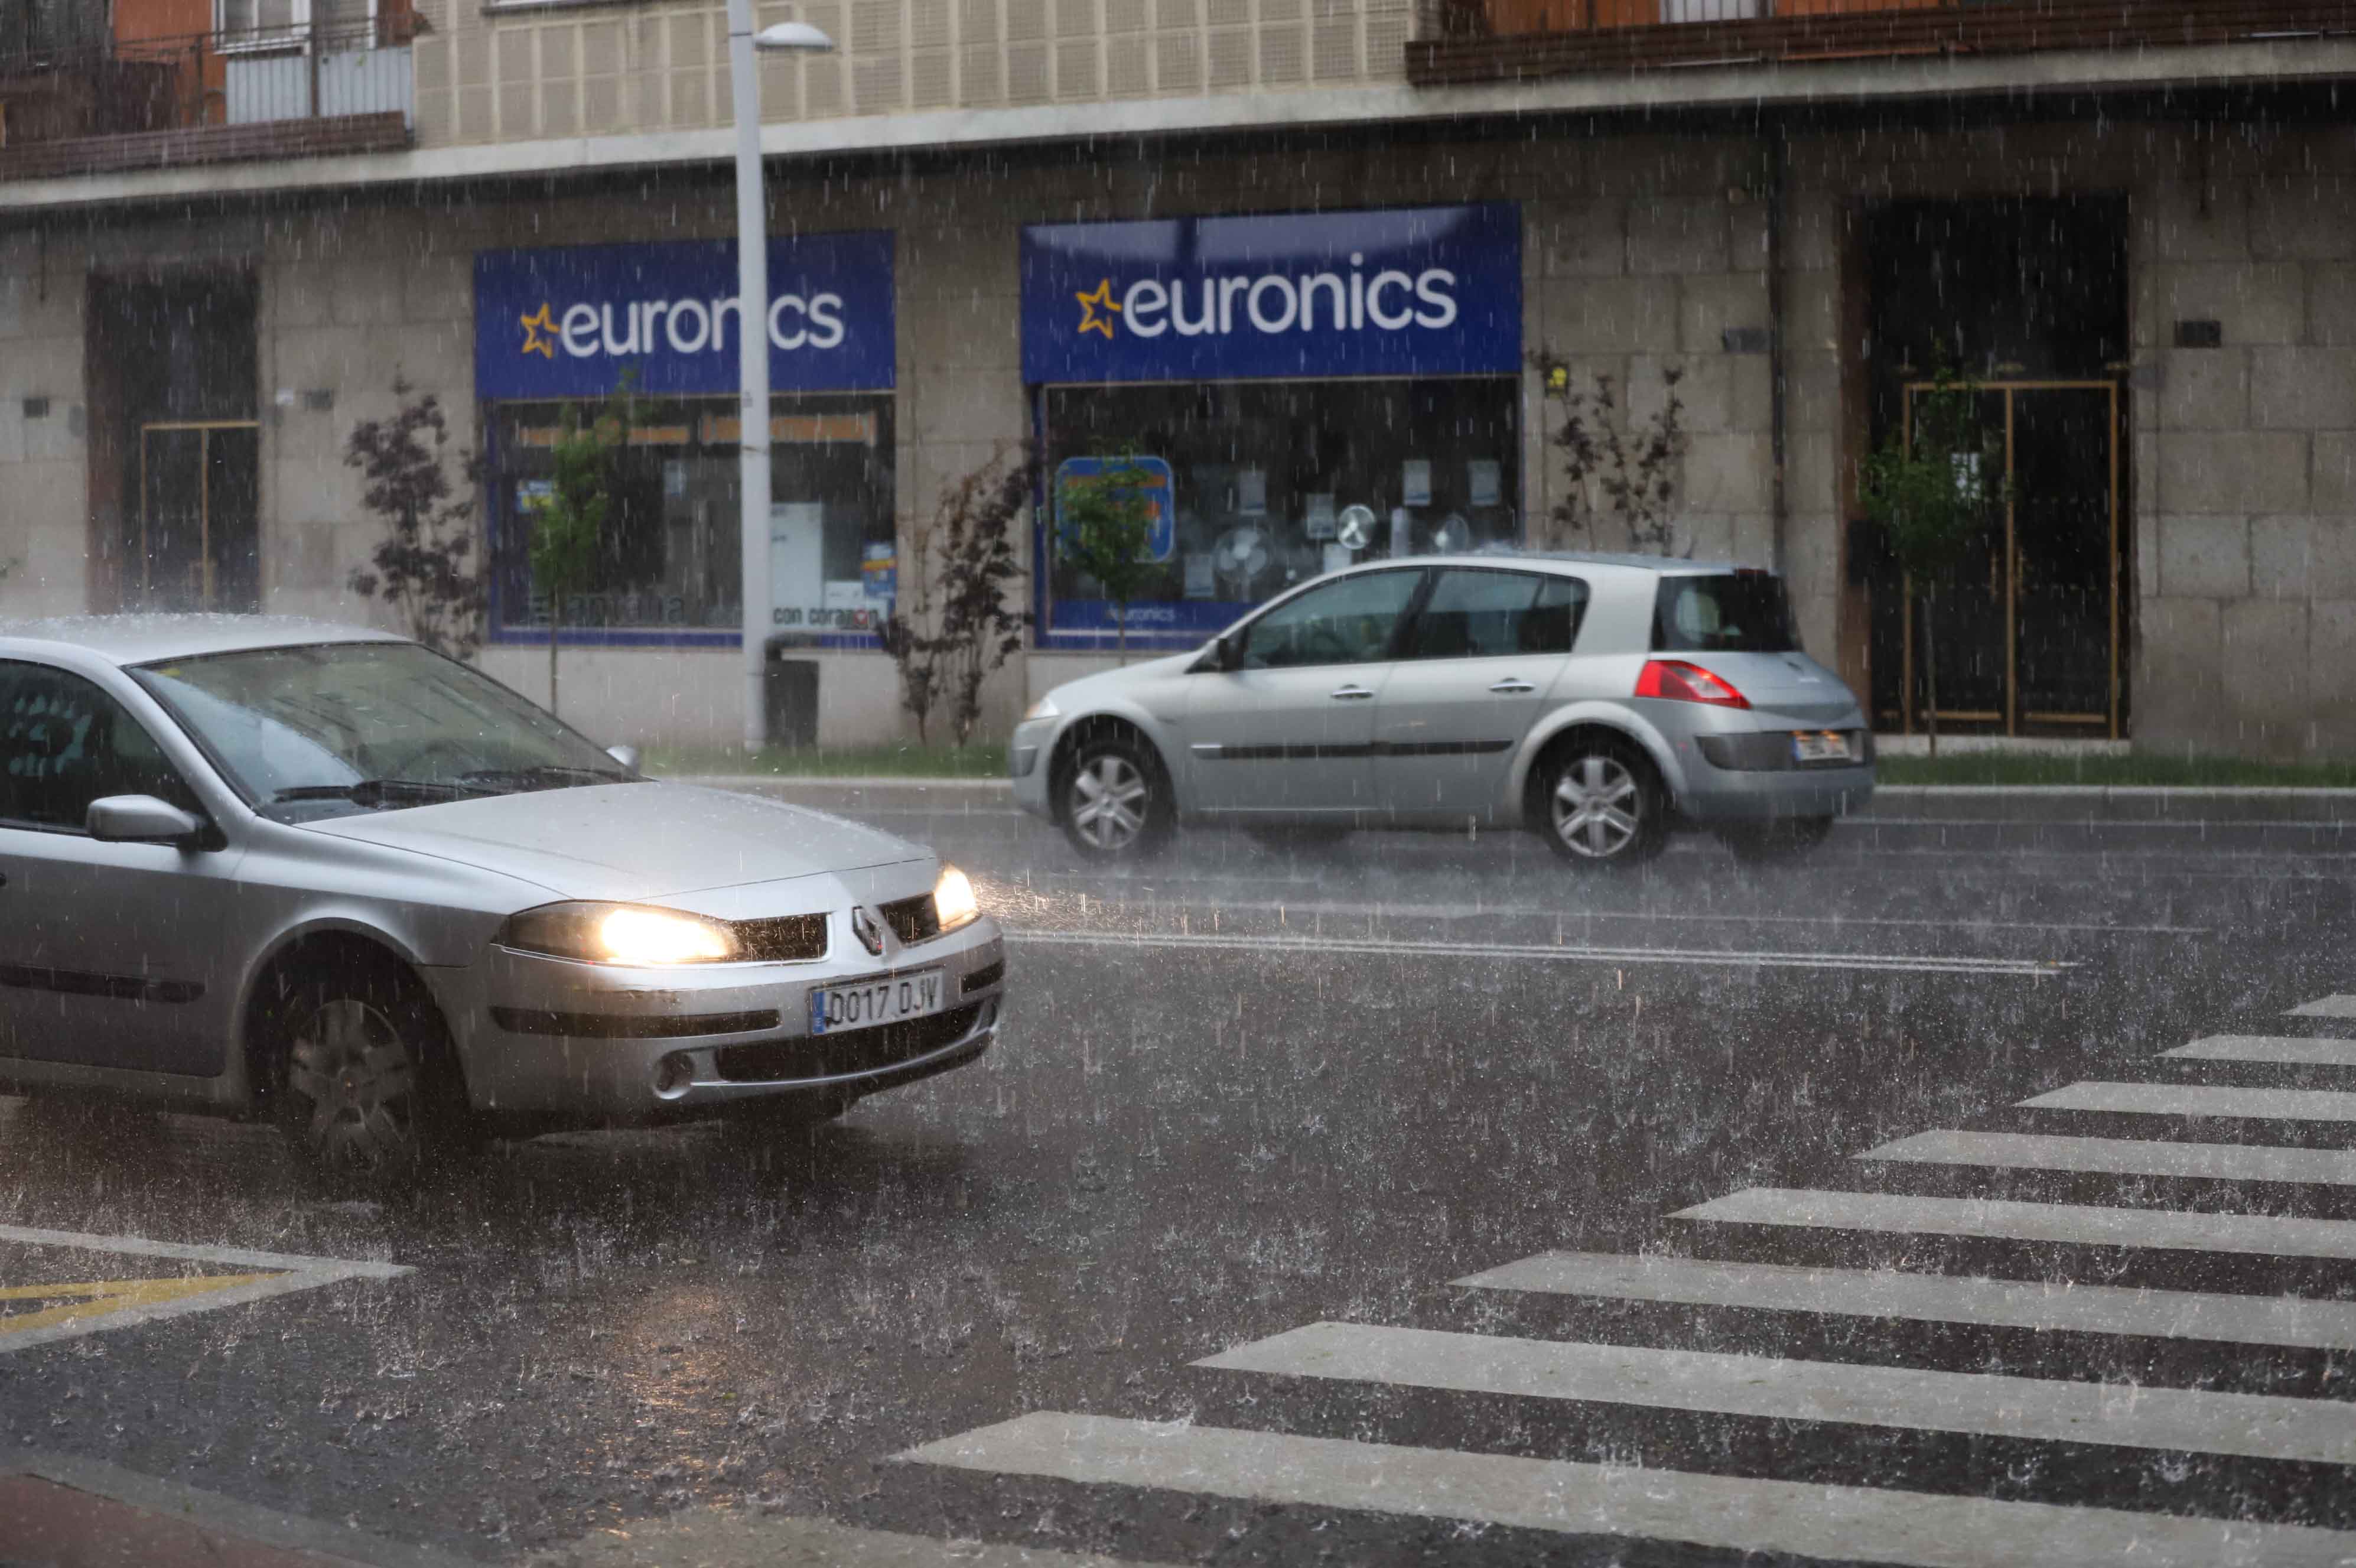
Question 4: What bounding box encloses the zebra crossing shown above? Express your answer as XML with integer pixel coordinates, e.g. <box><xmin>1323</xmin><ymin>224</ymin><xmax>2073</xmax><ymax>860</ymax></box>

<box><xmin>895</xmin><ymin>991</ymin><xmax>2356</xmax><ymax>1564</ymax></box>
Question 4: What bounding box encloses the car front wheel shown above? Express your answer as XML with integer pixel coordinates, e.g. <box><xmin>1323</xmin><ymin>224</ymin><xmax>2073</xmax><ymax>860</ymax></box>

<box><xmin>272</xmin><ymin>961</ymin><xmax>470</xmax><ymax>1189</ymax></box>
<box><xmin>1059</xmin><ymin>736</ymin><xmax>1173</xmax><ymax>860</ymax></box>
<box><xmin>1535</xmin><ymin>739</ymin><xmax>1668</xmax><ymax>868</ymax></box>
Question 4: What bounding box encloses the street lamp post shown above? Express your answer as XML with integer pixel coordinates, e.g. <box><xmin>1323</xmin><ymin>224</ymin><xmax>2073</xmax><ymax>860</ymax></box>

<box><xmin>727</xmin><ymin>6</ymin><xmax>835</xmax><ymax>755</ymax></box>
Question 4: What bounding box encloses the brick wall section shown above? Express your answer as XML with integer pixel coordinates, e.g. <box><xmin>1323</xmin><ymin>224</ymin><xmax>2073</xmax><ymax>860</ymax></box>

<box><xmin>0</xmin><ymin>232</ymin><xmax>90</xmax><ymax>614</ymax></box>
<box><xmin>2138</xmin><ymin>130</ymin><xmax>2356</xmax><ymax>757</ymax></box>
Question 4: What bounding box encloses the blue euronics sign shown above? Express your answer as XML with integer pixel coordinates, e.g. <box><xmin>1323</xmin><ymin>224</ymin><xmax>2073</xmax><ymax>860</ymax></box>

<box><xmin>1020</xmin><ymin>203</ymin><xmax>1521</xmax><ymax>385</ymax></box>
<box><xmin>473</xmin><ymin>231</ymin><xmax>895</xmax><ymax>401</ymax></box>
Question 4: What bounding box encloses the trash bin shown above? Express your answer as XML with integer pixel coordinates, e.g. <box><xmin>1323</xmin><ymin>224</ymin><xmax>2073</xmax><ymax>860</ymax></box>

<box><xmin>764</xmin><ymin>637</ymin><xmax>821</xmax><ymax>749</ymax></box>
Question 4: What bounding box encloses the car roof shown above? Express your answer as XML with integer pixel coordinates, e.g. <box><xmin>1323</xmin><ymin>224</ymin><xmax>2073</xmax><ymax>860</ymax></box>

<box><xmin>1348</xmin><ymin>552</ymin><xmax>1762</xmax><ymax>578</ymax></box>
<box><xmin>0</xmin><ymin>614</ymin><xmax>409</xmax><ymax>668</ymax></box>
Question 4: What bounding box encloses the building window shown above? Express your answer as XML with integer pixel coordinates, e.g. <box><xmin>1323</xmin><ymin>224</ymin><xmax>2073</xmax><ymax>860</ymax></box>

<box><xmin>1039</xmin><ymin>376</ymin><xmax>1519</xmax><ymax>640</ymax></box>
<box><xmin>489</xmin><ymin>393</ymin><xmax>896</xmax><ymax>643</ymax></box>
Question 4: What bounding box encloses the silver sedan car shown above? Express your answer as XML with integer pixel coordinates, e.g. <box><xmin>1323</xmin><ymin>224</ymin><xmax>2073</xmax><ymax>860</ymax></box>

<box><xmin>1012</xmin><ymin>554</ymin><xmax>1873</xmax><ymax>867</ymax></box>
<box><xmin>0</xmin><ymin>617</ymin><xmax>1005</xmax><ymax>1183</ymax></box>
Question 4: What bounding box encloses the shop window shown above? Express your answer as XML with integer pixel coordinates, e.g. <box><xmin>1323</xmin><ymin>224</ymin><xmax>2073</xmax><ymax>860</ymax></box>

<box><xmin>1040</xmin><ymin>376</ymin><xmax>1518</xmax><ymax>642</ymax></box>
<box><xmin>490</xmin><ymin>393</ymin><xmax>896</xmax><ymax>642</ymax></box>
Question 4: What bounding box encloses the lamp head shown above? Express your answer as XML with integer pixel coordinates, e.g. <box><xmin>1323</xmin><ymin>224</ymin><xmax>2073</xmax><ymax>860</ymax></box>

<box><xmin>754</xmin><ymin>20</ymin><xmax>837</xmax><ymax>50</ymax></box>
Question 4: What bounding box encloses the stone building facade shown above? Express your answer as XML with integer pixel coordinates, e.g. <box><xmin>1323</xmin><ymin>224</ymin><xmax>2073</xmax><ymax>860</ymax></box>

<box><xmin>3</xmin><ymin>10</ymin><xmax>2355</xmax><ymax>759</ymax></box>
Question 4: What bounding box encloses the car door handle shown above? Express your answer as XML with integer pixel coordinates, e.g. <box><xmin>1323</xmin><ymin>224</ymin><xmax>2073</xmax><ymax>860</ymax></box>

<box><xmin>1329</xmin><ymin>685</ymin><xmax>1375</xmax><ymax>701</ymax></box>
<box><xmin>1488</xmin><ymin>679</ymin><xmax>1535</xmax><ymax>694</ymax></box>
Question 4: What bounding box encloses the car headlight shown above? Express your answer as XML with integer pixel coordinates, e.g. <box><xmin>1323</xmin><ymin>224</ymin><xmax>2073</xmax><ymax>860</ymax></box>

<box><xmin>499</xmin><ymin>902</ymin><xmax>739</xmax><ymax>965</ymax></box>
<box><xmin>933</xmin><ymin>864</ymin><xmax>980</xmax><ymax>933</ymax></box>
<box><xmin>1022</xmin><ymin>695</ymin><xmax>1062</xmax><ymax>723</ymax></box>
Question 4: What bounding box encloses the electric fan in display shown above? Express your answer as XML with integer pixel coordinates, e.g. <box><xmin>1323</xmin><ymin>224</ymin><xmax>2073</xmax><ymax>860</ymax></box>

<box><xmin>1212</xmin><ymin>524</ymin><xmax>1274</xmax><ymax>596</ymax></box>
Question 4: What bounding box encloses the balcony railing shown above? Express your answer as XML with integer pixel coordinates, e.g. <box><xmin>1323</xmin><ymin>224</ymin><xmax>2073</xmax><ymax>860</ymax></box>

<box><xmin>0</xmin><ymin>20</ymin><xmax>414</xmax><ymax>181</ymax></box>
<box><xmin>1410</xmin><ymin>0</ymin><xmax>2356</xmax><ymax>83</ymax></box>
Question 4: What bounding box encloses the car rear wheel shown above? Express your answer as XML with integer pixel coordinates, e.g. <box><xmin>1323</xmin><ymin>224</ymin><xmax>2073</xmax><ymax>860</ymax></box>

<box><xmin>1535</xmin><ymin>739</ymin><xmax>1668</xmax><ymax>868</ymax></box>
<box><xmin>1721</xmin><ymin>815</ymin><xmax>1836</xmax><ymax>863</ymax></box>
<box><xmin>272</xmin><ymin>961</ymin><xmax>470</xmax><ymax>1190</ymax></box>
<box><xmin>1059</xmin><ymin>736</ymin><xmax>1173</xmax><ymax>861</ymax></box>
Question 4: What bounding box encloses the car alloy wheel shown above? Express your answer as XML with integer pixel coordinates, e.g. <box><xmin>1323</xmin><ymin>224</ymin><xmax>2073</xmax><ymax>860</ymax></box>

<box><xmin>1553</xmin><ymin>756</ymin><xmax>1644</xmax><ymax>858</ymax></box>
<box><xmin>287</xmin><ymin>997</ymin><xmax>423</xmax><ymax>1179</ymax></box>
<box><xmin>1069</xmin><ymin>754</ymin><xmax>1150</xmax><ymax>851</ymax></box>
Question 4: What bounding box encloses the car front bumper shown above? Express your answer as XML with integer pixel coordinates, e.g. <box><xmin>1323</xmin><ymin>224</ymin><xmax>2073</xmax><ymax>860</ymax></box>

<box><xmin>1011</xmin><ymin>718</ymin><xmax>1056</xmax><ymax>820</ymax></box>
<box><xmin>444</xmin><ymin>915</ymin><xmax>1007</xmax><ymax>1125</ymax></box>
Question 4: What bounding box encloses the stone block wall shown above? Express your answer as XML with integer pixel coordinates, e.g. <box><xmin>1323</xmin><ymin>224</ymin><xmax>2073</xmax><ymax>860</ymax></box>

<box><xmin>2136</xmin><ymin>130</ymin><xmax>2356</xmax><ymax>757</ymax></box>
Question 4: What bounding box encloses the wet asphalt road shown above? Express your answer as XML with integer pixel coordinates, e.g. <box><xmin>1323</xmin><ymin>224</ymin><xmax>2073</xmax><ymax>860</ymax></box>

<box><xmin>5</xmin><ymin>800</ymin><xmax>2356</xmax><ymax>1566</ymax></box>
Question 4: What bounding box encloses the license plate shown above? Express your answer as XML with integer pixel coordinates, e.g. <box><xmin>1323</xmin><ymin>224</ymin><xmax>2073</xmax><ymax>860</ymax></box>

<box><xmin>809</xmin><ymin>968</ymin><xmax>945</xmax><ymax>1035</ymax></box>
<box><xmin>1791</xmin><ymin>730</ymin><xmax>1852</xmax><ymax>764</ymax></box>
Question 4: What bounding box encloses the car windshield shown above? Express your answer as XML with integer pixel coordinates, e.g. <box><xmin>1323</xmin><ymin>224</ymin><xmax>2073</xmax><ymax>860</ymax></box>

<box><xmin>131</xmin><ymin>641</ymin><xmax>638</xmax><ymax>822</ymax></box>
<box><xmin>1652</xmin><ymin>572</ymin><xmax>1798</xmax><ymax>654</ymax></box>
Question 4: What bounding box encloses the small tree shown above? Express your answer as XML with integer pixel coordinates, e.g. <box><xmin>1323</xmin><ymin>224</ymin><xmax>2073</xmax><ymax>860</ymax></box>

<box><xmin>1056</xmin><ymin>454</ymin><xmax>1161</xmax><ymax>663</ymax></box>
<box><xmin>879</xmin><ymin>444</ymin><xmax>1037</xmax><ymax>747</ymax></box>
<box><xmin>1860</xmin><ymin>363</ymin><xmax>2003</xmax><ymax>757</ymax></box>
<box><xmin>1531</xmin><ymin>355</ymin><xmax>1689</xmax><ymax>554</ymax></box>
<box><xmin>528</xmin><ymin>391</ymin><xmax>626</xmax><ymax>717</ymax></box>
<box><xmin>344</xmin><ymin>379</ymin><xmax>487</xmax><ymax>660</ymax></box>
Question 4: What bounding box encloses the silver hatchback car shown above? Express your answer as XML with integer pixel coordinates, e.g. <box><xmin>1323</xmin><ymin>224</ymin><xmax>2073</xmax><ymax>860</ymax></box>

<box><xmin>0</xmin><ymin>617</ymin><xmax>1005</xmax><ymax>1183</ymax></box>
<box><xmin>1012</xmin><ymin>554</ymin><xmax>1872</xmax><ymax>867</ymax></box>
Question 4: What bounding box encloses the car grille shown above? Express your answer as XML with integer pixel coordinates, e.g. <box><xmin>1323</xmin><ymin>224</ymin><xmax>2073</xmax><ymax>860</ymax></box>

<box><xmin>962</xmin><ymin>959</ymin><xmax>1004</xmax><ymax>996</ymax></box>
<box><xmin>880</xmin><ymin>893</ymin><xmax>941</xmax><ymax>945</ymax></box>
<box><xmin>731</xmin><ymin>913</ymin><xmax>829</xmax><ymax>962</ymax></box>
<box><xmin>711</xmin><ymin>1002</ymin><xmax>984</xmax><ymax>1084</ymax></box>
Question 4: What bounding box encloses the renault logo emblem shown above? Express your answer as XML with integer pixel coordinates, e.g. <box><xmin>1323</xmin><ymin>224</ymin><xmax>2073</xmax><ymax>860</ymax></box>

<box><xmin>850</xmin><ymin>905</ymin><xmax>886</xmax><ymax>957</ymax></box>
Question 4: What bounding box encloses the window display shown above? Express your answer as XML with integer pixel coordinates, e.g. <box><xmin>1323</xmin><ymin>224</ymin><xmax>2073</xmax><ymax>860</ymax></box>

<box><xmin>1041</xmin><ymin>376</ymin><xmax>1519</xmax><ymax>636</ymax></box>
<box><xmin>489</xmin><ymin>394</ymin><xmax>895</xmax><ymax>641</ymax></box>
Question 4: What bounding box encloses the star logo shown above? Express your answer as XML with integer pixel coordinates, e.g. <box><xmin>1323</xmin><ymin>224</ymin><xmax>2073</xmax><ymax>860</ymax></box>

<box><xmin>1074</xmin><ymin>278</ymin><xmax>1121</xmax><ymax>339</ymax></box>
<box><xmin>519</xmin><ymin>302</ymin><xmax>559</xmax><ymax>359</ymax></box>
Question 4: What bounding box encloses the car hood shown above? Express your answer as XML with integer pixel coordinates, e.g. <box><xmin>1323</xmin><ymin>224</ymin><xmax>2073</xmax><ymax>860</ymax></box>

<box><xmin>295</xmin><ymin>782</ymin><xmax>926</xmax><ymax>902</ymax></box>
<box><xmin>1047</xmin><ymin>649</ymin><xmax>1202</xmax><ymax>707</ymax></box>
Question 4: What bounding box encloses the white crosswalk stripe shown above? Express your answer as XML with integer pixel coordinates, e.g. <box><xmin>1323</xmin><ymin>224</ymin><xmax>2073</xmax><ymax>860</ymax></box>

<box><xmin>900</xmin><ymin>1413</ymin><xmax>2356</xmax><ymax>1567</ymax></box>
<box><xmin>1197</xmin><ymin>1320</ymin><xmax>2356</xmax><ymax>1462</ymax></box>
<box><xmin>2023</xmin><ymin>1080</ymin><xmax>2356</xmax><ymax>1121</ymax></box>
<box><xmin>1675</xmin><ymin>1185</ymin><xmax>2356</xmax><ymax>1258</ymax></box>
<box><xmin>898</xmin><ymin>1013</ymin><xmax>2356</xmax><ymax>1564</ymax></box>
<box><xmin>1863</xmin><ymin>1127</ymin><xmax>2356</xmax><ymax>1186</ymax></box>
<box><xmin>2288</xmin><ymin>995</ymin><xmax>2356</xmax><ymax>1019</ymax></box>
<box><xmin>1455</xmin><ymin>1249</ymin><xmax>2356</xmax><ymax>1349</ymax></box>
<box><xmin>2166</xmin><ymin>1035</ymin><xmax>2356</xmax><ymax>1066</ymax></box>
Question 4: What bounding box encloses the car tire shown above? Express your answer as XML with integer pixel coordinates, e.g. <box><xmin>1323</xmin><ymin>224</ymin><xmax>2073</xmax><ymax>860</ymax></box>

<box><xmin>269</xmin><ymin>958</ymin><xmax>473</xmax><ymax>1191</ymax></box>
<box><xmin>1057</xmin><ymin>733</ymin><xmax>1174</xmax><ymax>861</ymax></box>
<box><xmin>1721</xmin><ymin>815</ymin><xmax>1836</xmax><ymax>863</ymax></box>
<box><xmin>1534</xmin><ymin>736</ymin><xmax>1669</xmax><ymax>869</ymax></box>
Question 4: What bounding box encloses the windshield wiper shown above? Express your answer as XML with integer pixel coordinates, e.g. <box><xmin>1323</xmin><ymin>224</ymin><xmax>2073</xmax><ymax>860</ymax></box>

<box><xmin>271</xmin><ymin>778</ymin><xmax>497</xmax><ymax>806</ymax></box>
<box><xmin>457</xmin><ymin>764</ymin><xmax>637</xmax><ymax>791</ymax></box>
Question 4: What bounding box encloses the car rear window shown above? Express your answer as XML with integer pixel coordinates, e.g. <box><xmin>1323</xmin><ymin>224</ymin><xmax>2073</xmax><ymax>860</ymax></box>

<box><xmin>1652</xmin><ymin>572</ymin><xmax>1798</xmax><ymax>654</ymax></box>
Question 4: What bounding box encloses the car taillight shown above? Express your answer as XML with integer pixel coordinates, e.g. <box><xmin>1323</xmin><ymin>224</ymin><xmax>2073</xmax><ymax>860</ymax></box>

<box><xmin>1636</xmin><ymin>659</ymin><xmax>1751</xmax><ymax>710</ymax></box>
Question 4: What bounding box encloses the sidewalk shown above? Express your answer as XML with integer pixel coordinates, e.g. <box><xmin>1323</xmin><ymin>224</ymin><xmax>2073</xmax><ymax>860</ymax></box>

<box><xmin>674</xmin><ymin>774</ymin><xmax>2356</xmax><ymax>826</ymax></box>
<box><xmin>2</xmin><ymin>1452</ymin><xmax>470</xmax><ymax>1568</ymax></box>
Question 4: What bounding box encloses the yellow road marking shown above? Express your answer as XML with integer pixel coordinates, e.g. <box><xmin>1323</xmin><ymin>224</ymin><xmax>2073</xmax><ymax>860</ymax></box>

<box><xmin>0</xmin><ymin>1274</ymin><xmax>285</xmax><ymax>1338</ymax></box>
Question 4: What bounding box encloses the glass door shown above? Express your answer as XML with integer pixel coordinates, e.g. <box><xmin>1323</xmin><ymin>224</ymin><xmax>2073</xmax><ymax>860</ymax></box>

<box><xmin>1893</xmin><ymin>380</ymin><xmax>2124</xmax><ymax>739</ymax></box>
<box><xmin>137</xmin><ymin>422</ymin><xmax>262</xmax><ymax>613</ymax></box>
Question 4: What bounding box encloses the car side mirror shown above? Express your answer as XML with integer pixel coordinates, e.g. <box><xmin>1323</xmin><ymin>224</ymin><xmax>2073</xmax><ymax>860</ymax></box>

<box><xmin>1192</xmin><ymin>636</ymin><xmax>1242</xmax><ymax>674</ymax></box>
<box><xmin>87</xmin><ymin>795</ymin><xmax>204</xmax><ymax>846</ymax></box>
<box><xmin>606</xmin><ymin>744</ymin><xmax>641</xmax><ymax>772</ymax></box>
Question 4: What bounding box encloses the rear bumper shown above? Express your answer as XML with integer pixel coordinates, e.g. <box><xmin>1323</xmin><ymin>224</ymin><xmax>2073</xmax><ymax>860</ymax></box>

<box><xmin>1679</xmin><ymin>762</ymin><xmax>1876</xmax><ymax>823</ymax></box>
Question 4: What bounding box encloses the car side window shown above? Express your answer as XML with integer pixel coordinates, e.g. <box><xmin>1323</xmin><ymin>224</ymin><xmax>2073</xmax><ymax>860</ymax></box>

<box><xmin>1238</xmin><ymin>570</ymin><xmax>1424</xmax><ymax>671</ymax></box>
<box><xmin>1406</xmin><ymin>571</ymin><xmax>1590</xmax><ymax>660</ymax></box>
<box><xmin>0</xmin><ymin>661</ymin><xmax>199</xmax><ymax>832</ymax></box>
